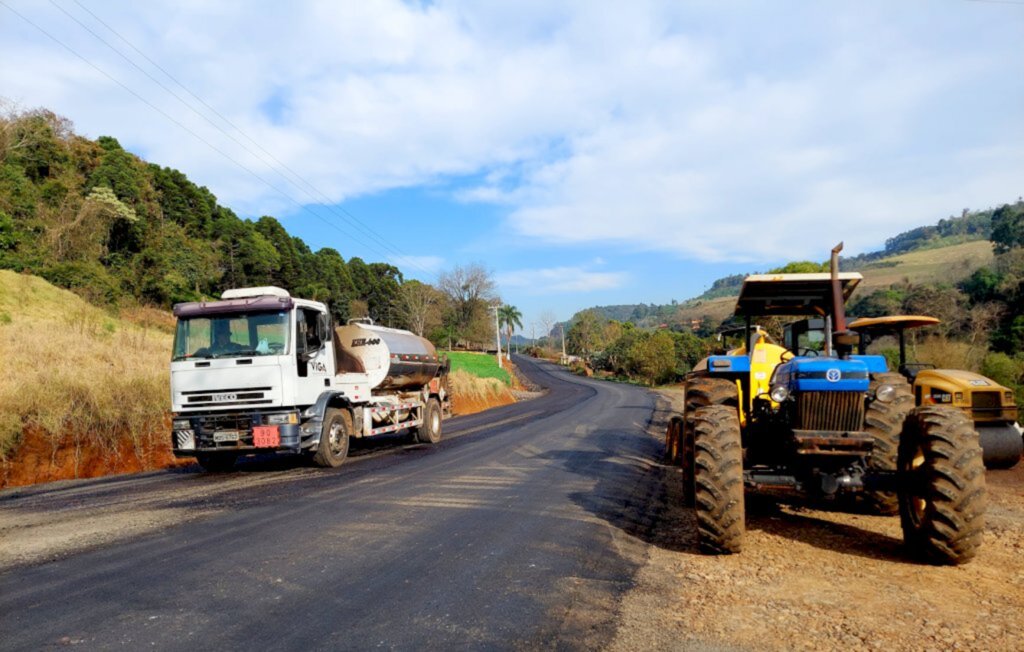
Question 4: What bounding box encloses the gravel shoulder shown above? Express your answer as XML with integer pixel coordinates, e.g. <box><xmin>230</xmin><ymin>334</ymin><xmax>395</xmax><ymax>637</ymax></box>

<box><xmin>609</xmin><ymin>387</ymin><xmax>1024</xmax><ymax>652</ymax></box>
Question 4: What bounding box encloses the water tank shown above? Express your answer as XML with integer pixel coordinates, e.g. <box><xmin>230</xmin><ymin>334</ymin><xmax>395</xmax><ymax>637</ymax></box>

<box><xmin>334</xmin><ymin>321</ymin><xmax>442</xmax><ymax>390</ymax></box>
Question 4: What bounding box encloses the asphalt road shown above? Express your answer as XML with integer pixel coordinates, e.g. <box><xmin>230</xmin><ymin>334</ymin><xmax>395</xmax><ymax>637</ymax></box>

<box><xmin>0</xmin><ymin>356</ymin><xmax>665</xmax><ymax>651</ymax></box>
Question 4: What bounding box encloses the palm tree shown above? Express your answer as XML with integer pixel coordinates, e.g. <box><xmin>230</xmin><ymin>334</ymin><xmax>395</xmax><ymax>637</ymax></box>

<box><xmin>498</xmin><ymin>304</ymin><xmax>523</xmax><ymax>360</ymax></box>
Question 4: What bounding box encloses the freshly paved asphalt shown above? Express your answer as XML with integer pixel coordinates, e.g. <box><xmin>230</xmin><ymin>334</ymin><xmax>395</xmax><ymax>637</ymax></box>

<box><xmin>0</xmin><ymin>356</ymin><xmax>666</xmax><ymax>650</ymax></box>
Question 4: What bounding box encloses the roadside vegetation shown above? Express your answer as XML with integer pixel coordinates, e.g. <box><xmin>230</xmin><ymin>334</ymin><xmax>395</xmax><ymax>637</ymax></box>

<box><xmin>0</xmin><ymin>269</ymin><xmax>519</xmax><ymax>487</ymax></box>
<box><xmin>0</xmin><ymin>270</ymin><xmax>172</xmax><ymax>487</ymax></box>
<box><xmin>555</xmin><ymin>202</ymin><xmax>1024</xmax><ymax>397</ymax></box>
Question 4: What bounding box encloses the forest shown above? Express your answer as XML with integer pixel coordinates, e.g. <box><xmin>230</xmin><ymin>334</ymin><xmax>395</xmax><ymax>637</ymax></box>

<box><xmin>0</xmin><ymin>107</ymin><xmax>498</xmax><ymax>348</ymax></box>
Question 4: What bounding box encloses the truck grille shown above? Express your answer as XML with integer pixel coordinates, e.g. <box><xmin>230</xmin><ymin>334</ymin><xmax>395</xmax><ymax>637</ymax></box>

<box><xmin>971</xmin><ymin>391</ymin><xmax>1000</xmax><ymax>409</ymax></box>
<box><xmin>796</xmin><ymin>392</ymin><xmax>865</xmax><ymax>432</ymax></box>
<box><xmin>182</xmin><ymin>386</ymin><xmax>272</xmax><ymax>407</ymax></box>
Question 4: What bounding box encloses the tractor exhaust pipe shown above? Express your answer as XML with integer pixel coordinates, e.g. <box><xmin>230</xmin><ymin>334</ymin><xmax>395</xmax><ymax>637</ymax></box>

<box><xmin>831</xmin><ymin>242</ymin><xmax>855</xmax><ymax>357</ymax></box>
<box><xmin>830</xmin><ymin>242</ymin><xmax>846</xmax><ymax>332</ymax></box>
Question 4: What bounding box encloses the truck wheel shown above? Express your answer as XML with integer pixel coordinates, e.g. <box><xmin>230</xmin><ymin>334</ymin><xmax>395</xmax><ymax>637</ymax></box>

<box><xmin>313</xmin><ymin>408</ymin><xmax>351</xmax><ymax>468</ymax></box>
<box><xmin>683</xmin><ymin>377</ymin><xmax>738</xmax><ymax>509</ymax></box>
<box><xmin>693</xmin><ymin>404</ymin><xmax>745</xmax><ymax>554</ymax></box>
<box><xmin>415</xmin><ymin>399</ymin><xmax>442</xmax><ymax>444</ymax></box>
<box><xmin>898</xmin><ymin>406</ymin><xmax>986</xmax><ymax>565</ymax></box>
<box><xmin>195</xmin><ymin>453</ymin><xmax>237</xmax><ymax>472</ymax></box>
<box><xmin>863</xmin><ymin>372</ymin><xmax>914</xmax><ymax>514</ymax></box>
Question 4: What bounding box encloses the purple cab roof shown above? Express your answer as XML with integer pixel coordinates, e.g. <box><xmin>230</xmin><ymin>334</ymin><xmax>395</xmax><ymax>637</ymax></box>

<box><xmin>172</xmin><ymin>295</ymin><xmax>293</xmax><ymax>318</ymax></box>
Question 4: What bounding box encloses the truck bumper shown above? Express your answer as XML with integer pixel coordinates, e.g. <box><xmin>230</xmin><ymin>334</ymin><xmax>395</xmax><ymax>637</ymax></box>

<box><xmin>172</xmin><ymin>413</ymin><xmax>304</xmax><ymax>456</ymax></box>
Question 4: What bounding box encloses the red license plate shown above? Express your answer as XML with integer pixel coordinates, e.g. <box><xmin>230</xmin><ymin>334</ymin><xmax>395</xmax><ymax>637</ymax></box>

<box><xmin>253</xmin><ymin>425</ymin><xmax>280</xmax><ymax>448</ymax></box>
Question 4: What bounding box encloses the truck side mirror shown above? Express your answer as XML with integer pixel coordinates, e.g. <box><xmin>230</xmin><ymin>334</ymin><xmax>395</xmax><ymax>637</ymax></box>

<box><xmin>317</xmin><ymin>313</ymin><xmax>331</xmax><ymax>345</ymax></box>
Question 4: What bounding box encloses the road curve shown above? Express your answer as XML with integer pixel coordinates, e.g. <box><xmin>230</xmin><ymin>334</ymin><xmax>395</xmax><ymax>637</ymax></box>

<box><xmin>0</xmin><ymin>356</ymin><xmax>666</xmax><ymax>650</ymax></box>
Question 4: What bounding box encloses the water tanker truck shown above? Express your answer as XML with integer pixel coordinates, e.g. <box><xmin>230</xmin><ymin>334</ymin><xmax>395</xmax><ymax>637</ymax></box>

<box><xmin>169</xmin><ymin>286</ymin><xmax>449</xmax><ymax>471</ymax></box>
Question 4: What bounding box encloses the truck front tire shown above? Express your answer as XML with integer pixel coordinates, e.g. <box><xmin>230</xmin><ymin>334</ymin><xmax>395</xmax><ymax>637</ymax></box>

<box><xmin>312</xmin><ymin>408</ymin><xmax>351</xmax><ymax>468</ymax></box>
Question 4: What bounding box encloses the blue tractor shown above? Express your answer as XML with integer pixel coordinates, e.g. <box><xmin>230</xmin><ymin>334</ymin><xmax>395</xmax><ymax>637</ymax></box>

<box><xmin>671</xmin><ymin>244</ymin><xmax>986</xmax><ymax>564</ymax></box>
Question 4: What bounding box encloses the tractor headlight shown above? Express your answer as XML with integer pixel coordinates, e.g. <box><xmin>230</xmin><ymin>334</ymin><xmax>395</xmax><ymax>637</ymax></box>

<box><xmin>1005</xmin><ymin>391</ymin><xmax>1013</xmax><ymax>404</ymax></box>
<box><xmin>769</xmin><ymin>384</ymin><xmax>790</xmax><ymax>403</ymax></box>
<box><xmin>172</xmin><ymin>419</ymin><xmax>191</xmax><ymax>430</ymax></box>
<box><xmin>875</xmin><ymin>384</ymin><xmax>896</xmax><ymax>403</ymax></box>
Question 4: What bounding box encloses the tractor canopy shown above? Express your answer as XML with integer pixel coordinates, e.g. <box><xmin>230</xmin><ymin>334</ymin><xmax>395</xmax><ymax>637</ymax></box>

<box><xmin>735</xmin><ymin>272</ymin><xmax>863</xmax><ymax>317</ymax></box>
<box><xmin>848</xmin><ymin>315</ymin><xmax>940</xmax><ymax>334</ymax></box>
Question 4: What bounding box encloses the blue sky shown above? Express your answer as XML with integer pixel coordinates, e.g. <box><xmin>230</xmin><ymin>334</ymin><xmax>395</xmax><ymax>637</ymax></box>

<box><xmin>2</xmin><ymin>1</ymin><xmax>1022</xmax><ymax>333</ymax></box>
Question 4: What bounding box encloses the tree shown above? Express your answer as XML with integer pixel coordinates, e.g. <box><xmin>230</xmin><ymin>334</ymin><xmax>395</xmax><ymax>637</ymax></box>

<box><xmin>991</xmin><ymin>202</ymin><xmax>1024</xmax><ymax>254</ymax></box>
<box><xmin>498</xmin><ymin>304</ymin><xmax>523</xmax><ymax>359</ymax></box>
<box><xmin>566</xmin><ymin>309</ymin><xmax>607</xmax><ymax>362</ymax></box>
<box><xmin>766</xmin><ymin>260</ymin><xmax>828</xmax><ymax>274</ymax></box>
<box><xmin>437</xmin><ymin>263</ymin><xmax>498</xmax><ymax>348</ymax></box>
<box><xmin>397</xmin><ymin>280</ymin><xmax>444</xmax><ymax>336</ymax></box>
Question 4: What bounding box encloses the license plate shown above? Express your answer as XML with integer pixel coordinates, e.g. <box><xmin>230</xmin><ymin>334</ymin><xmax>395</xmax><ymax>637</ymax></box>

<box><xmin>253</xmin><ymin>425</ymin><xmax>280</xmax><ymax>448</ymax></box>
<box><xmin>213</xmin><ymin>430</ymin><xmax>240</xmax><ymax>443</ymax></box>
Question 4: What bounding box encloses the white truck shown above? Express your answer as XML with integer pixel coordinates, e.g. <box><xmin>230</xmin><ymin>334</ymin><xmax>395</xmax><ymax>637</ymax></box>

<box><xmin>169</xmin><ymin>286</ymin><xmax>449</xmax><ymax>471</ymax></box>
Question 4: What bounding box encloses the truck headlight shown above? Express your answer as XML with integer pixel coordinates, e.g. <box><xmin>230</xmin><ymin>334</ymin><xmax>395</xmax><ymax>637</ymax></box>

<box><xmin>769</xmin><ymin>385</ymin><xmax>790</xmax><ymax>403</ymax></box>
<box><xmin>266</xmin><ymin>412</ymin><xmax>298</xmax><ymax>425</ymax></box>
<box><xmin>173</xmin><ymin>419</ymin><xmax>191</xmax><ymax>430</ymax></box>
<box><xmin>875</xmin><ymin>384</ymin><xmax>896</xmax><ymax>403</ymax></box>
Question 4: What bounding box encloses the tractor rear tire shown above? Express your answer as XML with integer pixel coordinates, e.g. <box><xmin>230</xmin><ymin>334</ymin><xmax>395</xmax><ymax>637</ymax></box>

<box><xmin>683</xmin><ymin>377</ymin><xmax>738</xmax><ymax>509</ymax></box>
<box><xmin>665</xmin><ymin>416</ymin><xmax>683</xmax><ymax>465</ymax></box>
<box><xmin>898</xmin><ymin>406</ymin><xmax>986</xmax><ymax>565</ymax></box>
<box><xmin>681</xmin><ymin>419</ymin><xmax>696</xmax><ymax>508</ymax></box>
<box><xmin>693</xmin><ymin>404</ymin><xmax>745</xmax><ymax>554</ymax></box>
<box><xmin>312</xmin><ymin>408</ymin><xmax>351</xmax><ymax>468</ymax></box>
<box><xmin>863</xmin><ymin>372</ymin><xmax>914</xmax><ymax>514</ymax></box>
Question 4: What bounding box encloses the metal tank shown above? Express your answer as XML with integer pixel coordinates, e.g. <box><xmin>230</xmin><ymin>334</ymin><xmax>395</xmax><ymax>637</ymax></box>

<box><xmin>334</xmin><ymin>319</ymin><xmax>443</xmax><ymax>390</ymax></box>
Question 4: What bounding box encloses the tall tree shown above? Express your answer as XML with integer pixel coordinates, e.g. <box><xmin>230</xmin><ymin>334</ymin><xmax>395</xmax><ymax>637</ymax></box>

<box><xmin>498</xmin><ymin>304</ymin><xmax>523</xmax><ymax>359</ymax></box>
<box><xmin>438</xmin><ymin>263</ymin><xmax>498</xmax><ymax>347</ymax></box>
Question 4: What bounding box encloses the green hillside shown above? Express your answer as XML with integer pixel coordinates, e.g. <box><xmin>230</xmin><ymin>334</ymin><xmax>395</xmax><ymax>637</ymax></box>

<box><xmin>0</xmin><ymin>108</ymin><xmax>403</xmax><ymax>323</ymax></box>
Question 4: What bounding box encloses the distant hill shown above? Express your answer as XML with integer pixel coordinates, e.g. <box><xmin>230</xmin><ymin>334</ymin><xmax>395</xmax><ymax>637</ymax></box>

<box><xmin>573</xmin><ymin>205</ymin><xmax>1010</xmax><ymax>330</ymax></box>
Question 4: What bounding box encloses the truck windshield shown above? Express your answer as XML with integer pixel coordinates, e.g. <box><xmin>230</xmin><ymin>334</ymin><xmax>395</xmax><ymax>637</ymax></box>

<box><xmin>172</xmin><ymin>311</ymin><xmax>290</xmax><ymax>361</ymax></box>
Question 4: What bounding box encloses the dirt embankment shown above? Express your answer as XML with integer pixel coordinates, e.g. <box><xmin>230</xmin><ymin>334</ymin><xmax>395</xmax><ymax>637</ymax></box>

<box><xmin>2</xmin><ymin>358</ymin><xmax>535</xmax><ymax>489</ymax></box>
<box><xmin>610</xmin><ymin>387</ymin><xmax>1024</xmax><ymax>652</ymax></box>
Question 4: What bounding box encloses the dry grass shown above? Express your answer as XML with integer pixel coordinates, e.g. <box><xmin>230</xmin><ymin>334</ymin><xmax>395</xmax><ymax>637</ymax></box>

<box><xmin>0</xmin><ymin>271</ymin><xmax>171</xmax><ymax>477</ymax></box>
<box><xmin>447</xmin><ymin>369</ymin><xmax>511</xmax><ymax>402</ymax></box>
<box><xmin>857</xmin><ymin>240</ymin><xmax>994</xmax><ymax>292</ymax></box>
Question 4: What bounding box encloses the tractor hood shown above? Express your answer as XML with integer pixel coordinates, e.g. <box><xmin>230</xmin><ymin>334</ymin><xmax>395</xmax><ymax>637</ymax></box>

<box><xmin>773</xmin><ymin>357</ymin><xmax>870</xmax><ymax>393</ymax></box>
<box><xmin>915</xmin><ymin>369</ymin><xmax>1011</xmax><ymax>393</ymax></box>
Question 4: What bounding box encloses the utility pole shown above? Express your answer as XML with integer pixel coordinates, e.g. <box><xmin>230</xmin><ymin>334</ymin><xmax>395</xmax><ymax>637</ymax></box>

<box><xmin>493</xmin><ymin>305</ymin><xmax>503</xmax><ymax>369</ymax></box>
<box><xmin>560</xmin><ymin>322</ymin><xmax>566</xmax><ymax>364</ymax></box>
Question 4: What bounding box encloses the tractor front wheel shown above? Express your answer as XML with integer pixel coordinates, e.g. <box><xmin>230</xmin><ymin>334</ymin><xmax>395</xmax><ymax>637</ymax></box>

<box><xmin>898</xmin><ymin>406</ymin><xmax>986</xmax><ymax>565</ymax></box>
<box><xmin>863</xmin><ymin>372</ymin><xmax>914</xmax><ymax>514</ymax></box>
<box><xmin>693</xmin><ymin>404</ymin><xmax>745</xmax><ymax>554</ymax></box>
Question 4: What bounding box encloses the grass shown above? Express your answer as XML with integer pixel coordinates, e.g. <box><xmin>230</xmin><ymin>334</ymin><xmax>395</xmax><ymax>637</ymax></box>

<box><xmin>0</xmin><ymin>271</ymin><xmax>171</xmax><ymax>476</ymax></box>
<box><xmin>443</xmin><ymin>351</ymin><xmax>512</xmax><ymax>385</ymax></box>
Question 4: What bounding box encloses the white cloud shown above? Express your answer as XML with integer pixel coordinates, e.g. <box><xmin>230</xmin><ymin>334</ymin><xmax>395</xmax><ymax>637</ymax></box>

<box><xmin>0</xmin><ymin>0</ymin><xmax>1020</xmax><ymax>265</ymax></box>
<box><xmin>496</xmin><ymin>266</ymin><xmax>628</xmax><ymax>294</ymax></box>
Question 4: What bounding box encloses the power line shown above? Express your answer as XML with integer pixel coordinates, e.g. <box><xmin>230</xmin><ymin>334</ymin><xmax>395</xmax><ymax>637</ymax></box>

<box><xmin>54</xmin><ymin>0</ymin><xmax>438</xmax><ymax>281</ymax></box>
<box><xmin>2</xmin><ymin>0</ymin><xmax>439</xmax><ymax>281</ymax></box>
